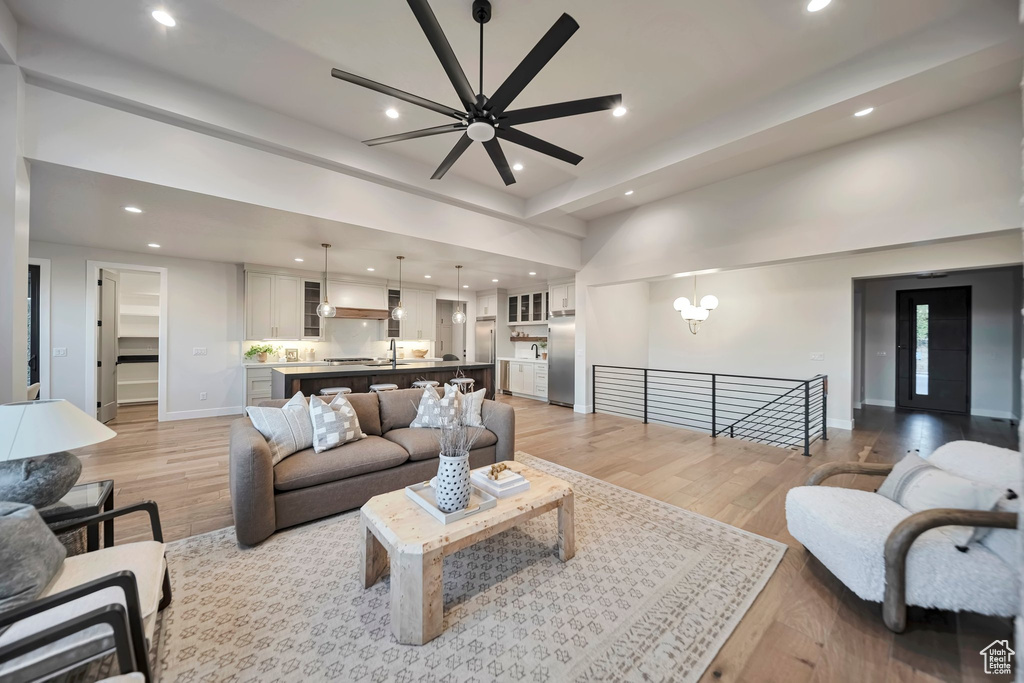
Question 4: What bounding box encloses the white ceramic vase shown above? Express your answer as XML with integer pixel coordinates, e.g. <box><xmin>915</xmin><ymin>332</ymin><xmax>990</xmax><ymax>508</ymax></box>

<box><xmin>434</xmin><ymin>450</ymin><xmax>471</xmax><ymax>513</ymax></box>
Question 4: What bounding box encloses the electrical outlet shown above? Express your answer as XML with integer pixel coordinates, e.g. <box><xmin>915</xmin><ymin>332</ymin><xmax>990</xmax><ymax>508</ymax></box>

<box><xmin>876</xmin><ymin>351</ymin><xmax>887</xmax><ymax>356</ymax></box>
<box><xmin>53</xmin><ymin>347</ymin><xmax>67</xmax><ymax>357</ymax></box>
<box><xmin>192</xmin><ymin>347</ymin><xmax>207</xmax><ymax>356</ymax></box>
<box><xmin>199</xmin><ymin>392</ymin><xmax>208</xmax><ymax>401</ymax></box>
<box><xmin>809</xmin><ymin>352</ymin><xmax>825</xmax><ymax>361</ymax></box>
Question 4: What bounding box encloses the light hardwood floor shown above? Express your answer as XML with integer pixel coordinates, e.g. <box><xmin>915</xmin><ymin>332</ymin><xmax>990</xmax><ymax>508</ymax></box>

<box><xmin>77</xmin><ymin>399</ymin><xmax>1018</xmax><ymax>682</ymax></box>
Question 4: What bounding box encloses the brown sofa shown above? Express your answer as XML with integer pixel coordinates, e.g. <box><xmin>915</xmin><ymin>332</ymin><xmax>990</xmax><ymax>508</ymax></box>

<box><xmin>229</xmin><ymin>388</ymin><xmax>515</xmax><ymax>546</ymax></box>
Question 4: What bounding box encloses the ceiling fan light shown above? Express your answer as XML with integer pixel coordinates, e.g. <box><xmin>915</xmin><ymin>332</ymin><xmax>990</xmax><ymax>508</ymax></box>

<box><xmin>699</xmin><ymin>294</ymin><xmax>719</xmax><ymax>311</ymax></box>
<box><xmin>673</xmin><ymin>297</ymin><xmax>690</xmax><ymax>312</ymax></box>
<box><xmin>467</xmin><ymin>121</ymin><xmax>496</xmax><ymax>142</ymax></box>
<box><xmin>612</xmin><ymin>106</ymin><xmax>627</xmax><ymax>117</ymax></box>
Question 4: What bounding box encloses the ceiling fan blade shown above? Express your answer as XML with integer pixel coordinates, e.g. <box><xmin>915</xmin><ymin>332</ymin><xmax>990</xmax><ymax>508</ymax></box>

<box><xmin>501</xmin><ymin>94</ymin><xmax>622</xmax><ymax>126</ymax></box>
<box><xmin>483</xmin><ymin>139</ymin><xmax>516</xmax><ymax>186</ymax></box>
<box><xmin>364</xmin><ymin>123</ymin><xmax>465</xmax><ymax>146</ymax></box>
<box><xmin>486</xmin><ymin>13</ymin><xmax>579</xmax><ymax>115</ymax></box>
<box><xmin>407</xmin><ymin>0</ymin><xmax>478</xmax><ymax>110</ymax></box>
<box><xmin>331</xmin><ymin>68</ymin><xmax>464</xmax><ymax>119</ymax></box>
<box><xmin>495</xmin><ymin>127</ymin><xmax>583</xmax><ymax>165</ymax></box>
<box><xmin>431</xmin><ymin>134</ymin><xmax>473</xmax><ymax>179</ymax></box>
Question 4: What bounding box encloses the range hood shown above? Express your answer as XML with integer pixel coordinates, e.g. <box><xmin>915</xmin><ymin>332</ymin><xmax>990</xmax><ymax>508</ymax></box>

<box><xmin>331</xmin><ymin>307</ymin><xmax>390</xmax><ymax>320</ymax></box>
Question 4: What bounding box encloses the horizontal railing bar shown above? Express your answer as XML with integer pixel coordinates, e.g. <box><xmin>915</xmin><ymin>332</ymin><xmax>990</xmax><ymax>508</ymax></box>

<box><xmin>595</xmin><ymin>407</ymin><xmax>644</xmax><ymax>420</ymax></box>
<box><xmin>593</xmin><ymin>365</ymin><xmax>825</xmax><ymax>384</ymax></box>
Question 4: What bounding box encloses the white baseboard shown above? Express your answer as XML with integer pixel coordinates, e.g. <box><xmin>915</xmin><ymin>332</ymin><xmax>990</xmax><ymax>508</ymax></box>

<box><xmin>863</xmin><ymin>398</ymin><xmax>896</xmax><ymax>408</ymax></box>
<box><xmin>574</xmin><ymin>403</ymin><xmax>592</xmax><ymax>414</ymax></box>
<box><xmin>970</xmin><ymin>408</ymin><xmax>1018</xmax><ymax>420</ymax></box>
<box><xmin>826</xmin><ymin>417</ymin><xmax>855</xmax><ymax>430</ymax></box>
<box><xmin>161</xmin><ymin>406</ymin><xmax>246</xmax><ymax>422</ymax></box>
<box><xmin>853</xmin><ymin>401</ymin><xmax>862</xmax><ymax>409</ymax></box>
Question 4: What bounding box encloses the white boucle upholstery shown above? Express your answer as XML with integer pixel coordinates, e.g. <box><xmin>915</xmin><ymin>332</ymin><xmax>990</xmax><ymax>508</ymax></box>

<box><xmin>925</xmin><ymin>440</ymin><xmax>1021</xmax><ymax>488</ymax></box>
<box><xmin>786</xmin><ymin>486</ymin><xmax>1018</xmax><ymax>616</ymax></box>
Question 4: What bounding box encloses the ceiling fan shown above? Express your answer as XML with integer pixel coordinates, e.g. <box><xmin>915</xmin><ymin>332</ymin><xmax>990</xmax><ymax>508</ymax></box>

<box><xmin>330</xmin><ymin>0</ymin><xmax>622</xmax><ymax>186</ymax></box>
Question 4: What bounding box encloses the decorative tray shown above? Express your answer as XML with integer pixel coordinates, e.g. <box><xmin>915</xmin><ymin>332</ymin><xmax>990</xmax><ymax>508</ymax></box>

<box><xmin>405</xmin><ymin>481</ymin><xmax>498</xmax><ymax>524</ymax></box>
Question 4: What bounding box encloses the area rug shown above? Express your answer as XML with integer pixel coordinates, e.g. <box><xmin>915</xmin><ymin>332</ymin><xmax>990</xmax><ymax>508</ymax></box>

<box><xmin>154</xmin><ymin>452</ymin><xmax>785</xmax><ymax>682</ymax></box>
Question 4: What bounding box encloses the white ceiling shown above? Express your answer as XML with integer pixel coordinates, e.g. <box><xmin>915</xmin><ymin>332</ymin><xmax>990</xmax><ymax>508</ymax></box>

<box><xmin>28</xmin><ymin>162</ymin><xmax>575</xmax><ymax>292</ymax></box>
<box><xmin>9</xmin><ymin>0</ymin><xmax>1020</xmax><ymax>222</ymax></box>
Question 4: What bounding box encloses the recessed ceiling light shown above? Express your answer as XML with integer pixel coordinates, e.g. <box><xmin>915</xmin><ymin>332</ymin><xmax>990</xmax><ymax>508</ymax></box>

<box><xmin>624</xmin><ymin>190</ymin><xmax>634</xmax><ymax>196</ymax></box>
<box><xmin>147</xmin><ymin>243</ymin><xmax>160</xmax><ymax>248</ymax></box>
<box><xmin>366</xmin><ymin>267</ymin><xmax>375</xmax><ymax>272</ymax></box>
<box><xmin>492</xmin><ymin>279</ymin><xmax>499</xmax><ymax>283</ymax></box>
<box><xmin>612</xmin><ymin>106</ymin><xmax>627</xmax><ymax>117</ymax></box>
<box><xmin>512</xmin><ymin>162</ymin><xmax>524</xmax><ymax>171</ymax></box>
<box><xmin>806</xmin><ymin>0</ymin><xmax>831</xmax><ymax>11</ymax></box>
<box><xmin>424</xmin><ymin>274</ymin><xmax>431</xmax><ymax>279</ymax></box>
<box><xmin>123</xmin><ymin>206</ymin><xmax>143</xmax><ymax>213</ymax></box>
<box><xmin>294</xmin><ymin>258</ymin><xmax>304</xmax><ymax>262</ymax></box>
<box><xmin>463</xmin><ymin>284</ymin><xmax>469</xmax><ymax>288</ymax></box>
<box><xmin>529</xmin><ymin>272</ymin><xmax>537</xmax><ymax>276</ymax></box>
<box><xmin>151</xmin><ymin>10</ymin><xmax>176</xmax><ymax>27</ymax></box>
<box><xmin>854</xmin><ymin>107</ymin><xmax>874</xmax><ymax>117</ymax></box>
<box><xmin>385</xmin><ymin>108</ymin><xmax>400</xmax><ymax>119</ymax></box>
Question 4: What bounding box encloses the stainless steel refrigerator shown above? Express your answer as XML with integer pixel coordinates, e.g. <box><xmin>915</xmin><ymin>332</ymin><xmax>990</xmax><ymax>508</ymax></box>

<box><xmin>547</xmin><ymin>313</ymin><xmax>575</xmax><ymax>407</ymax></box>
<box><xmin>474</xmin><ymin>320</ymin><xmax>496</xmax><ymax>363</ymax></box>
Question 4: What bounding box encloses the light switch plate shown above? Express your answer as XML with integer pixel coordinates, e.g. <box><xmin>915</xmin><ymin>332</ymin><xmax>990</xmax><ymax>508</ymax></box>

<box><xmin>809</xmin><ymin>352</ymin><xmax>825</xmax><ymax>361</ymax></box>
<box><xmin>192</xmin><ymin>347</ymin><xmax>208</xmax><ymax>356</ymax></box>
<box><xmin>53</xmin><ymin>348</ymin><xmax>67</xmax><ymax>357</ymax></box>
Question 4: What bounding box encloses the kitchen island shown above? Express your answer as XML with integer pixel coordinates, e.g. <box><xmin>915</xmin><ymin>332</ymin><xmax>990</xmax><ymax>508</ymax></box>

<box><xmin>271</xmin><ymin>361</ymin><xmax>496</xmax><ymax>399</ymax></box>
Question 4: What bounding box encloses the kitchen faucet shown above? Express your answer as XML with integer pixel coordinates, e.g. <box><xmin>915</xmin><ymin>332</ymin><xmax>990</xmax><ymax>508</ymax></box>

<box><xmin>389</xmin><ymin>339</ymin><xmax>397</xmax><ymax>366</ymax></box>
<box><xmin>530</xmin><ymin>343</ymin><xmax>540</xmax><ymax>359</ymax></box>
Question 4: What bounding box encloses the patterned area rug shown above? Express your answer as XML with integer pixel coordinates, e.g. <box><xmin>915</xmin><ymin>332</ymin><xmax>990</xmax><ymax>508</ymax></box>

<box><xmin>155</xmin><ymin>453</ymin><xmax>785</xmax><ymax>682</ymax></box>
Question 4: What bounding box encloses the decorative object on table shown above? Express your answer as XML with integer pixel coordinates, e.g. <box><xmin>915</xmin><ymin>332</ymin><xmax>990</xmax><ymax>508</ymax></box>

<box><xmin>451</xmin><ymin>265</ymin><xmax>467</xmax><ymax>324</ymax></box>
<box><xmin>540</xmin><ymin>341</ymin><xmax>547</xmax><ymax>360</ymax></box>
<box><xmin>316</xmin><ymin>244</ymin><xmax>336</xmax><ymax>318</ymax></box>
<box><xmin>471</xmin><ymin>463</ymin><xmax>530</xmax><ymax>498</ymax></box>
<box><xmin>390</xmin><ymin>255</ymin><xmax>406</xmax><ymax>321</ymax></box>
<box><xmin>285</xmin><ymin>348</ymin><xmax>299</xmax><ymax>362</ymax></box>
<box><xmin>0</xmin><ymin>400</ymin><xmax>115</xmax><ymax>507</ymax></box>
<box><xmin>428</xmin><ymin>406</ymin><xmax>484</xmax><ymax>513</ymax></box>
<box><xmin>329</xmin><ymin>0</ymin><xmax>622</xmax><ymax>186</ymax></box>
<box><xmin>405</xmin><ymin>480</ymin><xmax>497</xmax><ymax>523</ymax></box>
<box><xmin>245</xmin><ymin>392</ymin><xmax>313</xmax><ymax>465</ymax></box>
<box><xmin>304</xmin><ymin>347</ymin><xmax>316</xmax><ymax>362</ymax></box>
<box><xmin>244</xmin><ymin>343</ymin><xmax>274</xmax><ymax>363</ymax></box>
<box><xmin>409</xmin><ymin>384</ymin><xmax>459</xmax><ymax>428</ymax></box>
<box><xmin>672</xmin><ymin>274</ymin><xmax>719</xmax><ymax>334</ymax></box>
<box><xmin>411</xmin><ymin>349</ymin><xmax>428</xmax><ymax>358</ymax></box>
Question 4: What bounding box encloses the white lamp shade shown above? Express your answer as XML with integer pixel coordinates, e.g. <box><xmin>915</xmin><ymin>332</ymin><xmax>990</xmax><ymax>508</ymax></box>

<box><xmin>691</xmin><ymin>306</ymin><xmax>710</xmax><ymax>321</ymax></box>
<box><xmin>699</xmin><ymin>294</ymin><xmax>719</xmax><ymax>311</ymax></box>
<box><xmin>0</xmin><ymin>399</ymin><xmax>116</xmax><ymax>462</ymax></box>
<box><xmin>672</xmin><ymin>297</ymin><xmax>690</xmax><ymax>312</ymax></box>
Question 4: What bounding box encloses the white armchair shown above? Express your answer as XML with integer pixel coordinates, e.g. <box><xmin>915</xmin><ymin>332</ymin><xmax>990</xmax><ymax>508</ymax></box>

<box><xmin>786</xmin><ymin>440</ymin><xmax>1019</xmax><ymax>632</ymax></box>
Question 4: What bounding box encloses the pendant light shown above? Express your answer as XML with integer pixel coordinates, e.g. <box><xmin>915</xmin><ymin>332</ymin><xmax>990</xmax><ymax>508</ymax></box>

<box><xmin>316</xmin><ymin>243</ymin><xmax>336</xmax><ymax>318</ymax></box>
<box><xmin>391</xmin><ymin>256</ymin><xmax>407</xmax><ymax>321</ymax></box>
<box><xmin>452</xmin><ymin>265</ymin><xmax>467</xmax><ymax>324</ymax></box>
<box><xmin>672</xmin><ymin>274</ymin><xmax>719</xmax><ymax>334</ymax></box>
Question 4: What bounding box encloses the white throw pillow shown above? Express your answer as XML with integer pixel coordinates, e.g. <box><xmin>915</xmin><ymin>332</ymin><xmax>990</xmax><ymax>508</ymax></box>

<box><xmin>410</xmin><ymin>384</ymin><xmax>459</xmax><ymax>428</ymax></box>
<box><xmin>308</xmin><ymin>394</ymin><xmax>365</xmax><ymax>453</ymax></box>
<box><xmin>877</xmin><ymin>453</ymin><xmax>1005</xmax><ymax>546</ymax></box>
<box><xmin>458</xmin><ymin>387</ymin><xmax>486</xmax><ymax>427</ymax></box>
<box><xmin>246</xmin><ymin>392</ymin><xmax>314</xmax><ymax>465</ymax></box>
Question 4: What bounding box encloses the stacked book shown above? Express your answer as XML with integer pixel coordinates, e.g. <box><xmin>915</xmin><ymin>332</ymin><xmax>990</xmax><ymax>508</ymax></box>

<box><xmin>471</xmin><ymin>466</ymin><xmax>530</xmax><ymax>498</ymax></box>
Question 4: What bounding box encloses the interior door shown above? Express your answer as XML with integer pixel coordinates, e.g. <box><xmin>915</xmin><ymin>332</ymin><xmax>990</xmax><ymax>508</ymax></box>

<box><xmin>98</xmin><ymin>268</ymin><xmax>120</xmax><ymax>423</ymax></box>
<box><xmin>896</xmin><ymin>286</ymin><xmax>970</xmax><ymax>413</ymax></box>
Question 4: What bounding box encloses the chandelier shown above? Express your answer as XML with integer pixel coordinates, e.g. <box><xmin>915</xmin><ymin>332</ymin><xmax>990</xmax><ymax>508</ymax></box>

<box><xmin>672</xmin><ymin>275</ymin><xmax>718</xmax><ymax>334</ymax></box>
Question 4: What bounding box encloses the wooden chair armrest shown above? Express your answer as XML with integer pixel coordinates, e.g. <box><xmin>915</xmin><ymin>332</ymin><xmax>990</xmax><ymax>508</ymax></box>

<box><xmin>805</xmin><ymin>462</ymin><xmax>894</xmax><ymax>486</ymax></box>
<box><xmin>49</xmin><ymin>501</ymin><xmax>163</xmax><ymax>543</ymax></box>
<box><xmin>883</xmin><ymin>509</ymin><xmax>1018</xmax><ymax>633</ymax></box>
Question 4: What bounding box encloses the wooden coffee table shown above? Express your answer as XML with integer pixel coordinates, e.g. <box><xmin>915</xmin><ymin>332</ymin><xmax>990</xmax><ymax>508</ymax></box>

<box><xmin>360</xmin><ymin>460</ymin><xmax>575</xmax><ymax>645</ymax></box>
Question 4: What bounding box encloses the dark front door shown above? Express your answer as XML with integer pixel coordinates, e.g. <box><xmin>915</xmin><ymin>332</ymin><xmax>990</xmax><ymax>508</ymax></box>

<box><xmin>896</xmin><ymin>286</ymin><xmax>970</xmax><ymax>413</ymax></box>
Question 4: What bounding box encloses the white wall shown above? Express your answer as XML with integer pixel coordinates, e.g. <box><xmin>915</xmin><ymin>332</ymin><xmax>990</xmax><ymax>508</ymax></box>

<box><xmin>644</xmin><ymin>234</ymin><xmax>1022</xmax><ymax>428</ymax></box>
<box><xmin>29</xmin><ymin>241</ymin><xmax>245</xmax><ymax>419</ymax></box>
<box><xmin>860</xmin><ymin>267</ymin><xmax>1022</xmax><ymax>419</ymax></box>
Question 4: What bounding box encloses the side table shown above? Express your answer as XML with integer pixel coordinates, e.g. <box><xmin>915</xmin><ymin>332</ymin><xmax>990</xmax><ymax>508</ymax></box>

<box><xmin>39</xmin><ymin>480</ymin><xmax>115</xmax><ymax>551</ymax></box>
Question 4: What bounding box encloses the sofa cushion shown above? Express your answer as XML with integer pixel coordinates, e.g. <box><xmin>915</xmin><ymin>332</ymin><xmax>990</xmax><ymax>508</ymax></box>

<box><xmin>786</xmin><ymin>486</ymin><xmax>1018</xmax><ymax>616</ymax></box>
<box><xmin>378</xmin><ymin>388</ymin><xmax>424</xmax><ymax>433</ymax></box>
<box><xmin>246</xmin><ymin>392</ymin><xmax>314</xmax><ymax>465</ymax></box>
<box><xmin>0</xmin><ymin>502</ymin><xmax>67</xmax><ymax>615</ymax></box>
<box><xmin>409</xmin><ymin>384</ymin><xmax>459</xmax><ymax>429</ymax></box>
<box><xmin>310</xmin><ymin>394</ymin><xmax>365</xmax><ymax>453</ymax></box>
<box><xmin>273</xmin><ymin>436</ymin><xmax>409</xmax><ymax>491</ymax></box>
<box><xmin>347</xmin><ymin>392</ymin><xmax>382</xmax><ymax>436</ymax></box>
<box><xmin>384</xmin><ymin>427</ymin><xmax>498</xmax><ymax>462</ymax></box>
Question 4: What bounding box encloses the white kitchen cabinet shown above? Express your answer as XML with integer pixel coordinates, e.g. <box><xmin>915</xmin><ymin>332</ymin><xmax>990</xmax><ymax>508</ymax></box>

<box><xmin>507</xmin><ymin>291</ymin><xmax>548</xmax><ymax>324</ymax></box>
<box><xmin>246</xmin><ymin>367</ymin><xmax>273</xmax><ymax>406</ymax></box>
<box><xmin>326</xmin><ymin>280</ymin><xmax>388</xmax><ymax>310</ymax></box>
<box><xmin>476</xmin><ymin>294</ymin><xmax>498</xmax><ymax>317</ymax></box>
<box><xmin>534</xmin><ymin>365</ymin><xmax>548</xmax><ymax>398</ymax></box>
<box><xmin>508</xmin><ymin>361</ymin><xmax>536</xmax><ymax>395</ymax></box>
<box><xmin>549</xmin><ymin>283</ymin><xmax>576</xmax><ymax>315</ymax></box>
<box><xmin>400</xmin><ymin>288</ymin><xmax>435</xmax><ymax>340</ymax></box>
<box><xmin>246</xmin><ymin>271</ymin><xmax>302</xmax><ymax>340</ymax></box>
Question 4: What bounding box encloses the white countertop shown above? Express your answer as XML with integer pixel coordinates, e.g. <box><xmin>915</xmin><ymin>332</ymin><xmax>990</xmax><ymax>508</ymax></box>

<box><xmin>496</xmin><ymin>356</ymin><xmax>547</xmax><ymax>365</ymax></box>
<box><xmin>244</xmin><ymin>360</ymin><xmax>329</xmax><ymax>368</ymax></box>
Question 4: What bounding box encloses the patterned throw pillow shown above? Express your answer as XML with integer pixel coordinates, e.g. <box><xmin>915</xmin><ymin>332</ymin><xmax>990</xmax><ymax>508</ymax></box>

<box><xmin>410</xmin><ymin>384</ymin><xmax>459</xmax><ymax>428</ymax></box>
<box><xmin>246</xmin><ymin>392</ymin><xmax>314</xmax><ymax>465</ymax></box>
<box><xmin>309</xmin><ymin>394</ymin><xmax>366</xmax><ymax>453</ymax></box>
<box><xmin>459</xmin><ymin>387</ymin><xmax>486</xmax><ymax>427</ymax></box>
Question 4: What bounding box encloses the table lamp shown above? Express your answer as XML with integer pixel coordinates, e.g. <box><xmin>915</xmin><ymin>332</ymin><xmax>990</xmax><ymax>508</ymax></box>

<box><xmin>0</xmin><ymin>399</ymin><xmax>116</xmax><ymax>507</ymax></box>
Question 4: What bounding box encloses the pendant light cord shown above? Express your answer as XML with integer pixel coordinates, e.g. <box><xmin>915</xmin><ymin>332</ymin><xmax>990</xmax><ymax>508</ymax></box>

<box><xmin>479</xmin><ymin>23</ymin><xmax>484</xmax><ymax>95</ymax></box>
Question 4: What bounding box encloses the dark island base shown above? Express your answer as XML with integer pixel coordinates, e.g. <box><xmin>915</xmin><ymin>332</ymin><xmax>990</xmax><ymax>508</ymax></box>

<box><xmin>272</xmin><ymin>365</ymin><xmax>495</xmax><ymax>400</ymax></box>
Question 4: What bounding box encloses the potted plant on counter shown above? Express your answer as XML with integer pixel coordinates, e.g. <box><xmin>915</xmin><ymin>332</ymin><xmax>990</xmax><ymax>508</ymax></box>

<box><xmin>244</xmin><ymin>344</ymin><xmax>275</xmax><ymax>363</ymax></box>
<box><xmin>539</xmin><ymin>341</ymin><xmax>548</xmax><ymax>360</ymax></box>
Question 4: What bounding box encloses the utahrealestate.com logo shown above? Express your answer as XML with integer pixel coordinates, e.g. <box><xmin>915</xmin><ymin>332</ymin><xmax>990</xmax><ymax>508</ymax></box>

<box><xmin>979</xmin><ymin>640</ymin><xmax>1014</xmax><ymax>676</ymax></box>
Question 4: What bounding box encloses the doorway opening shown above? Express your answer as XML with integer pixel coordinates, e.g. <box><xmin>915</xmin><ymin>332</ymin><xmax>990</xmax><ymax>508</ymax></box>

<box><xmin>896</xmin><ymin>286</ymin><xmax>970</xmax><ymax>413</ymax></box>
<box><xmin>87</xmin><ymin>263</ymin><xmax>167</xmax><ymax>423</ymax></box>
<box><xmin>436</xmin><ymin>299</ymin><xmax>467</xmax><ymax>361</ymax></box>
